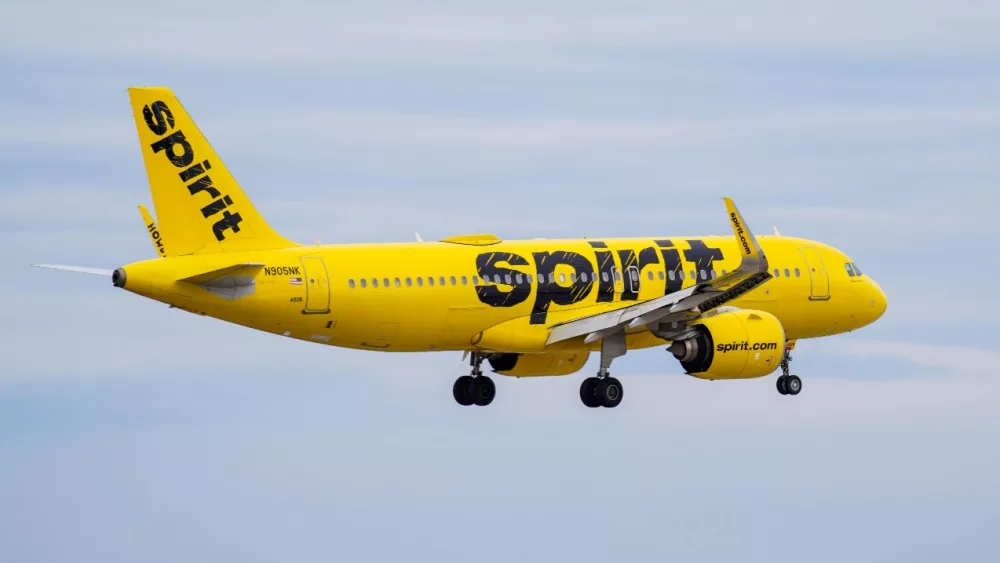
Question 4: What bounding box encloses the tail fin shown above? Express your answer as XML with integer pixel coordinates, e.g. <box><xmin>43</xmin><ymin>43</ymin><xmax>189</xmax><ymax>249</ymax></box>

<box><xmin>128</xmin><ymin>87</ymin><xmax>296</xmax><ymax>255</ymax></box>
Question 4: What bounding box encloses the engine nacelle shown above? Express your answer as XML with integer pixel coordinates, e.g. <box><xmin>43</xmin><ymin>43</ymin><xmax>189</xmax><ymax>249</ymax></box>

<box><xmin>669</xmin><ymin>309</ymin><xmax>785</xmax><ymax>380</ymax></box>
<box><xmin>489</xmin><ymin>352</ymin><xmax>590</xmax><ymax>377</ymax></box>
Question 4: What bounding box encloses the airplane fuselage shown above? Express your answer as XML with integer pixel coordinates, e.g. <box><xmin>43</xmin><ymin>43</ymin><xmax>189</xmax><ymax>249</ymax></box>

<box><xmin>118</xmin><ymin>234</ymin><xmax>886</xmax><ymax>354</ymax></box>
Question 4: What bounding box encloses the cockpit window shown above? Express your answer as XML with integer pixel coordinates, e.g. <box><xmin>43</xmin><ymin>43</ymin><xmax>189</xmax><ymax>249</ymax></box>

<box><xmin>845</xmin><ymin>263</ymin><xmax>856</xmax><ymax>277</ymax></box>
<box><xmin>851</xmin><ymin>262</ymin><xmax>863</xmax><ymax>276</ymax></box>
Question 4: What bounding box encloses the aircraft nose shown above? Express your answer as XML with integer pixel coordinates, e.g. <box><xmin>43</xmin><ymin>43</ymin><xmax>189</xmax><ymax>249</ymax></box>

<box><xmin>869</xmin><ymin>279</ymin><xmax>887</xmax><ymax>320</ymax></box>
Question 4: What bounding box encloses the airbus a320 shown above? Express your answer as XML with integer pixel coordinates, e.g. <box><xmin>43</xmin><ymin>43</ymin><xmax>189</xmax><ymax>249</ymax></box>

<box><xmin>36</xmin><ymin>88</ymin><xmax>888</xmax><ymax>408</ymax></box>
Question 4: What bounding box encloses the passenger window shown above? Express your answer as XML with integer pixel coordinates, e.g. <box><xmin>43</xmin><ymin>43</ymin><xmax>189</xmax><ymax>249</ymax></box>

<box><xmin>417</xmin><ymin>277</ymin><xmax>423</xmax><ymax>287</ymax></box>
<box><xmin>461</xmin><ymin>276</ymin><xmax>468</xmax><ymax>285</ymax></box>
<box><xmin>580</xmin><ymin>272</ymin><xmax>588</xmax><ymax>283</ymax></box>
<box><xmin>722</xmin><ymin>269</ymin><xmax>728</xmax><ymax>275</ymax></box>
<box><xmin>658</xmin><ymin>271</ymin><xmax>664</xmax><ymax>280</ymax></box>
<box><xmin>472</xmin><ymin>275</ymin><xmax>480</xmax><ymax>284</ymax></box>
<box><xmin>504</xmin><ymin>274</ymin><xmax>512</xmax><ymax>285</ymax></box>
<box><xmin>679</xmin><ymin>270</ymin><xmax>685</xmax><ymax>280</ymax></box>
<box><xmin>699</xmin><ymin>270</ymin><xmax>707</xmax><ymax>280</ymax></box>
<box><xmin>494</xmin><ymin>274</ymin><xmax>502</xmax><ymax>284</ymax></box>
<box><xmin>394</xmin><ymin>278</ymin><xmax>401</xmax><ymax>287</ymax></box>
<box><xmin>647</xmin><ymin>271</ymin><xmax>654</xmax><ymax>281</ymax></box>
<box><xmin>516</xmin><ymin>274</ymin><xmax>523</xmax><ymax>284</ymax></box>
<box><xmin>372</xmin><ymin>278</ymin><xmax>379</xmax><ymax>288</ymax></box>
<box><xmin>360</xmin><ymin>278</ymin><xmax>367</xmax><ymax>288</ymax></box>
<box><xmin>450</xmin><ymin>276</ymin><xmax>457</xmax><ymax>285</ymax></box>
<box><xmin>614</xmin><ymin>271</ymin><xmax>622</xmax><ymax>282</ymax></box>
<box><xmin>559</xmin><ymin>273</ymin><xmax>566</xmax><ymax>283</ymax></box>
<box><xmin>549</xmin><ymin>273</ymin><xmax>556</xmax><ymax>283</ymax></box>
<box><xmin>406</xmin><ymin>277</ymin><xmax>412</xmax><ymax>287</ymax></box>
<box><xmin>710</xmin><ymin>270</ymin><xmax>717</xmax><ymax>279</ymax></box>
<box><xmin>570</xmin><ymin>273</ymin><xmax>577</xmax><ymax>283</ymax></box>
<box><xmin>438</xmin><ymin>276</ymin><xmax>445</xmax><ymax>286</ymax></box>
<box><xmin>774</xmin><ymin>269</ymin><xmax>780</xmax><ymax>277</ymax></box>
<box><xmin>689</xmin><ymin>271</ymin><xmax>696</xmax><ymax>280</ymax></box>
<box><xmin>348</xmin><ymin>279</ymin><xmax>356</xmax><ymax>288</ymax></box>
<box><xmin>794</xmin><ymin>268</ymin><xmax>800</xmax><ymax>277</ymax></box>
<box><xmin>668</xmin><ymin>270</ymin><xmax>675</xmax><ymax>281</ymax></box>
<box><xmin>783</xmin><ymin>269</ymin><xmax>790</xmax><ymax>278</ymax></box>
<box><xmin>428</xmin><ymin>277</ymin><xmax>435</xmax><ymax>287</ymax></box>
<box><xmin>526</xmin><ymin>274</ymin><xmax>533</xmax><ymax>284</ymax></box>
<box><xmin>602</xmin><ymin>272</ymin><xmax>609</xmax><ymax>282</ymax></box>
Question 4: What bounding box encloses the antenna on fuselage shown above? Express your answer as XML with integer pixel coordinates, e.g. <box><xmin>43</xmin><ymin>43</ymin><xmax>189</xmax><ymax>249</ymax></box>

<box><xmin>772</xmin><ymin>225</ymin><xmax>782</xmax><ymax>236</ymax></box>
<box><xmin>415</xmin><ymin>232</ymin><xmax>424</xmax><ymax>242</ymax></box>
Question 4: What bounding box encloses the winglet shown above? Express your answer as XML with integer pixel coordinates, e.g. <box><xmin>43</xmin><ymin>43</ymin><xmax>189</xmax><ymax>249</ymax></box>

<box><xmin>138</xmin><ymin>205</ymin><xmax>168</xmax><ymax>257</ymax></box>
<box><xmin>723</xmin><ymin>197</ymin><xmax>768</xmax><ymax>272</ymax></box>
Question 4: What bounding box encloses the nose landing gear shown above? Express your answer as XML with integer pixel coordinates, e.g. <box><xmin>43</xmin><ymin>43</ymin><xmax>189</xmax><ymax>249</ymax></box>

<box><xmin>775</xmin><ymin>348</ymin><xmax>801</xmax><ymax>396</ymax></box>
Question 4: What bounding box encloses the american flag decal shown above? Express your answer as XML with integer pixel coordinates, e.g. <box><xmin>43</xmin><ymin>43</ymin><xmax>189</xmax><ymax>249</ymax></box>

<box><xmin>289</xmin><ymin>277</ymin><xmax>303</xmax><ymax>285</ymax></box>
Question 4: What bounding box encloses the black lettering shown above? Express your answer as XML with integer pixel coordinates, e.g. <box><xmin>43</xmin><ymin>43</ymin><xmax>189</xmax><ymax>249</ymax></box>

<box><xmin>211</xmin><ymin>211</ymin><xmax>243</xmax><ymax>241</ymax></box>
<box><xmin>683</xmin><ymin>239</ymin><xmax>724</xmax><ymax>281</ymax></box>
<box><xmin>655</xmin><ymin>239</ymin><xmax>684</xmax><ymax>295</ymax></box>
<box><xmin>142</xmin><ymin>101</ymin><xmax>174</xmax><ymax>136</ymax></box>
<box><xmin>150</xmin><ymin>130</ymin><xmax>194</xmax><ymax>168</ymax></box>
<box><xmin>200</xmin><ymin>195</ymin><xmax>233</xmax><ymax>218</ymax></box>
<box><xmin>531</xmin><ymin>250</ymin><xmax>593</xmax><ymax>324</ymax></box>
<box><xmin>187</xmin><ymin>175</ymin><xmax>221</xmax><ymax>199</ymax></box>
<box><xmin>616</xmin><ymin>247</ymin><xmax>660</xmax><ymax>301</ymax></box>
<box><xmin>593</xmin><ymin>245</ymin><xmax>615</xmax><ymax>303</ymax></box>
<box><xmin>179</xmin><ymin>160</ymin><xmax>212</xmax><ymax>182</ymax></box>
<box><xmin>475</xmin><ymin>252</ymin><xmax>531</xmax><ymax>308</ymax></box>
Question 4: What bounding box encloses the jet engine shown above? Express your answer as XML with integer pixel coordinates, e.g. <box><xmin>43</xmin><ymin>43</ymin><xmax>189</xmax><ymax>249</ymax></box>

<box><xmin>489</xmin><ymin>352</ymin><xmax>590</xmax><ymax>377</ymax></box>
<box><xmin>669</xmin><ymin>309</ymin><xmax>785</xmax><ymax>380</ymax></box>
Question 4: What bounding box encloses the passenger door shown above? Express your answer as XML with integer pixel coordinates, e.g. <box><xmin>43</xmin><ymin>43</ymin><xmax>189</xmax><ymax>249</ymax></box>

<box><xmin>798</xmin><ymin>246</ymin><xmax>830</xmax><ymax>300</ymax></box>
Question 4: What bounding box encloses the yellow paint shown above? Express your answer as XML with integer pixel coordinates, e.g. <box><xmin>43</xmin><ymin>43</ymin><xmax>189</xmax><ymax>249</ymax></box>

<box><xmin>107</xmin><ymin>88</ymin><xmax>888</xmax><ymax>373</ymax></box>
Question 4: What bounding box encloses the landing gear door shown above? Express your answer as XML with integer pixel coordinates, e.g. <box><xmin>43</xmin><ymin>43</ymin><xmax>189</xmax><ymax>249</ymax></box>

<box><xmin>300</xmin><ymin>256</ymin><xmax>331</xmax><ymax>314</ymax></box>
<box><xmin>798</xmin><ymin>246</ymin><xmax>830</xmax><ymax>300</ymax></box>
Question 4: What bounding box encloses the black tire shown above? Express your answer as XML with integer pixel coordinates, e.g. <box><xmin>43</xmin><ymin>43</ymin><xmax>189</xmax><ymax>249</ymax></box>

<box><xmin>580</xmin><ymin>377</ymin><xmax>601</xmax><ymax>408</ymax></box>
<box><xmin>776</xmin><ymin>376</ymin><xmax>788</xmax><ymax>395</ymax></box>
<box><xmin>785</xmin><ymin>375</ymin><xmax>802</xmax><ymax>396</ymax></box>
<box><xmin>595</xmin><ymin>377</ymin><xmax>624</xmax><ymax>408</ymax></box>
<box><xmin>453</xmin><ymin>375</ymin><xmax>474</xmax><ymax>406</ymax></box>
<box><xmin>470</xmin><ymin>376</ymin><xmax>496</xmax><ymax>406</ymax></box>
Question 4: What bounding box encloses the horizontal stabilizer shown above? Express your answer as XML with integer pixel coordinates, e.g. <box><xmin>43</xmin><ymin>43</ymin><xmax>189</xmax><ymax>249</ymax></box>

<box><xmin>177</xmin><ymin>263</ymin><xmax>264</xmax><ymax>284</ymax></box>
<box><xmin>33</xmin><ymin>264</ymin><xmax>113</xmax><ymax>276</ymax></box>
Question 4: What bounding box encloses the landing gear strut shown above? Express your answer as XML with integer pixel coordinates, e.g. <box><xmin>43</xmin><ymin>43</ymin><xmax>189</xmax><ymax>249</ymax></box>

<box><xmin>580</xmin><ymin>330</ymin><xmax>626</xmax><ymax>408</ymax></box>
<box><xmin>453</xmin><ymin>352</ymin><xmax>496</xmax><ymax>406</ymax></box>
<box><xmin>775</xmin><ymin>348</ymin><xmax>801</xmax><ymax>396</ymax></box>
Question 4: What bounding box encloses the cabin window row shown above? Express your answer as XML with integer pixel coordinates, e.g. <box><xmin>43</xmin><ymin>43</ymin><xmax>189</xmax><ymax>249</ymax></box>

<box><xmin>346</xmin><ymin>268</ymin><xmax>733</xmax><ymax>289</ymax></box>
<box><xmin>773</xmin><ymin>268</ymin><xmax>801</xmax><ymax>278</ymax></box>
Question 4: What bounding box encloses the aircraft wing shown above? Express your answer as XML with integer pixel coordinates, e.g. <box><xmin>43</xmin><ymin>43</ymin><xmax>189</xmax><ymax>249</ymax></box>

<box><xmin>546</xmin><ymin>197</ymin><xmax>771</xmax><ymax>345</ymax></box>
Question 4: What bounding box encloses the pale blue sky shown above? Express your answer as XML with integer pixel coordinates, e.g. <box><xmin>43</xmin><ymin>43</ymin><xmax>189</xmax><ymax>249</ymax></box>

<box><xmin>1</xmin><ymin>1</ymin><xmax>999</xmax><ymax>561</ymax></box>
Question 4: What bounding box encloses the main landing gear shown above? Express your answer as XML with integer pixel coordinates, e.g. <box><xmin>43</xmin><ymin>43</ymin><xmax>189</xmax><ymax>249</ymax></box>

<box><xmin>453</xmin><ymin>352</ymin><xmax>496</xmax><ymax>406</ymax></box>
<box><xmin>775</xmin><ymin>348</ymin><xmax>801</xmax><ymax>396</ymax></box>
<box><xmin>580</xmin><ymin>330</ymin><xmax>626</xmax><ymax>408</ymax></box>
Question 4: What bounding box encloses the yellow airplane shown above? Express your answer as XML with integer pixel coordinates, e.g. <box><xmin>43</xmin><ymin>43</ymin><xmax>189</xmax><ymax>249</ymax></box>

<box><xmin>35</xmin><ymin>87</ymin><xmax>887</xmax><ymax>408</ymax></box>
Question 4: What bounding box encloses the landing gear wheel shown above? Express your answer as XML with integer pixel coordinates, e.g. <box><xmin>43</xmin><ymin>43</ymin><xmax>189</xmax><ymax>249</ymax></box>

<box><xmin>468</xmin><ymin>376</ymin><xmax>496</xmax><ymax>406</ymax></box>
<box><xmin>453</xmin><ymin>375</ymin><xmax>474</xmax><ymax>406</ymax></box>
<box><xmin>595</xmin><ymin>377</ymin><xmax>624</xmax><ymax>408</ymax></box>
<box><xmin>776</xmin><ymin>375</ymin><xmax>788</xmax><ymax>395</ymax></box>
<box><xmin>580</xmin><ymin>377</ymin><xmax>601</xmax><ymax>408</ymax></box>
<box><xmin>784</xmin><ymin>375</ymin><xmax>802</xmax><ymax>396</ymax></box>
